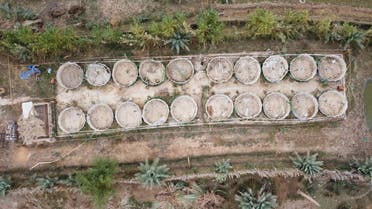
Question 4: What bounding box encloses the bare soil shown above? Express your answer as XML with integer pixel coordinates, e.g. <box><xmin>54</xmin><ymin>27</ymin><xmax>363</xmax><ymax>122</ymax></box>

<box><xmin>112</xmin><ymin>59</ymin><xmax>138</xmax><ymax>87</ymax></box>
<box><xmin>234</xmin><ymin>56</ymin><xmax>261</xmax><ymax>85</ymax></box>
<box><xmin>142</xmin><ymin>99</ymin><xmax>169</xmax><ymax>125</ymax></box>
<box><xmin>290</xmin><ymin>54</ymin><xmax>317</xmax><ymax>82</ymax></box>
<box><xmin>205</xmin><ymin>94</ymin><xmax>234</xmax><ymax>121</ymax></box>
<box><xmin>139</xmin><ymin>60</ymin><xmax>166</xmax><ymax>86</ymax></box>
<box><xmin>58</xmin><ymin>107</ymin><xmax>86</xmax><ymax>133</ymax></box>
<box><xmin>319</xmin><ymin>55</ymin><xmax>347</xmax><ymax>82</ymax></box>
<box><xmin>206</xmin><ymin>57</ymin><xmax>234</xmax><ymax>83</ymax></box>
<box><xmin>115</xmin><ymin>101</ymin><xmax>142</xmax><ymax>129</ymax></box>
<box><xmin>56</xmin><ymin>62</ymin><xmax>84</xmax><ymax>90</ymax></box>
<box><xmin>85</xmin><ymin>63</ymin><xmax>111</xmax><ymax>87</ymax></box>
<box><xmin>87</xmin><ymin>103</ymin><xmax>113</xmax><ymax>131</ymax></box>
<box><xmin>262</xmin><ymin>55</ymin><xmax>288</xmax><ymax>83</ymax></box>
<box><xmin>291</xmin><ymin>92</ymin><xmax>318</xmax><ymax>120</ymax></box>
<box><xmin>318</xmin><ymin>90</ymin><xmax>348</xmax><ymax>117</ymax></box>
<box><xmin>166</xmin><ymin>58</ymin><xmax>194</xmax><ymax>84</ymax></box>
<box><xmin>234</xmin><ymin>92</ymin><xmax>262</xmax><ymax>119</ymax></box>
<box><xmin>170</xmin><ymin>95</ymin><xmax>197</xmax><ymax>123</ymax></box>
<box><xmin>263</xmin><ymin>92</ymin><xmax>291</xmax><ymax>120</ymax></box>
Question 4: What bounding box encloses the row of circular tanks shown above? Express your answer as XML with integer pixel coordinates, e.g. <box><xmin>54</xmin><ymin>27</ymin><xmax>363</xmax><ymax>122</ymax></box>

<box><xmin>58</xmin><ymin>90</ymin><xmax>347</xmax><ymax>133</ymax></box>
<box><xmin>56</xmin><ymin>54</ymin><xmax>347</xmax><ymax>89</ymax></box>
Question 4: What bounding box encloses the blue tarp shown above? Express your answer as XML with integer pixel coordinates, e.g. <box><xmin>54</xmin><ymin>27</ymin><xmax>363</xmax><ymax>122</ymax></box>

<box><xmin>20</xmin><ymin>65</ymin><xmax>41</xmax><ymax>80</ymax></box>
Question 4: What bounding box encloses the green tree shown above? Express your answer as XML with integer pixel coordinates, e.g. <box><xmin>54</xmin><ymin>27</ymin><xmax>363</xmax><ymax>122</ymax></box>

<box><xmin>311</xmin><ymin>18</ymin><xmax>333</xmax><ymax>42</ymax></box>
<box><xmin>281</xmin><ymin>10</ymin><xmax>310</xmax><ymax>39</ymax></box>
<box><xmin>0</xmin><ymin>177</ymin><xmax>11</xmax><ymax>196</ymax></box>
<box><xmin>135</xmin><ymin>158</ymin><xmax>169</xmax><ymax>189</ymax></box>
<box><xmin>196</xmin><ymin>9</ymin><xmax>224</xmax><ymax>47</ymax></box>
<box><xmin>290</xmin><ymin>152</ymin><xmax>323</xmax><ymax>175</ymax></box>
<box><xmin>246</xmin><ymin>9</ymin><xmax>282</xmax><ymax>40</ymax></box>
<box><xmin>76</xmin><ymin>158</ymin><xmax>118</xmax><ymax>209</ymax></box>
<box><xmin>235</xmin><ymin>186</ymin><xmax>277</xmax><ymax>209</ymax></box>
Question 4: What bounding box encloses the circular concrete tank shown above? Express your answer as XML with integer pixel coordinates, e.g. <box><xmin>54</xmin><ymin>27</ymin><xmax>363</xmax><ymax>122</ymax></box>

<box><xmin>112</xmin><ymin>59</ymin><xmax>138</xmax><ymax>87</ymax></box>
<box><xmin>166</xmin><ymin>58</ymin><xmax>194</xmax><ymax>84</ymax></box>
<box><xmin>318</xmin><ymin>90</ymin><xmax>347</xmax><ymax>117</ymax></box>
<box><xmin>291</xmin><ymin>92</ymin><xmax>318</xmax><ymax>120</ymax></box>
<box><xmin>262</xmin><ymin>55</ymin><xmax>288</xmax><ymax>83</ymax></box>
<box><xmin>234</xmin><ymin>93</ymin><xmax>262</xmax><ymax>119</ymax></box>
<box><xmin>115</xmin><ymin>101</ymin><xmax>142</xmax><ymax>129</ymax></box>
<box><xmin>205</xmin><ymin>94</ymin><xmax>233</xmax><ymax>121</ymax></box>
<box><xmin>206</xmin><ymin>57</ymin><xmax>234</xmax><ymax>83</ymax></box>
<box><xmin>142</xmin><ymin>99</ymin><xmax>169</xmax><ymax>125</ymax></box>
<box><xmin>85</xmin><ymin>63</ymin><xmax>111</xmax><ymax>86</ymax></box>
<box><xmin>56</xmin><ymin>62</ymin><xmax>84</xmax><ymax>89</ymax></box>
<box><xmin>139</xmin><ymin>59</ymin><xmax>166</xmax><ymax>86</ymax></box>
<box><xmin>87</xmin><ymin>104</ymin><xmax>113</xmax><ymax>131</ymax></box>
<box><xmin>290</xmin><ymin>54</ymin><xmax>317</xmax><ymax>81</ymax></box>
<box><xmin>58</xmin><ymin>107</ymin><xmax>85</xmax><ymax>133</ymax></box>
<box><xmin>263</xmin><ymin>92</ymin><xmax>290</xmax><ymax>120</ymax></box>
<box><xmin>170</xmin><ymin>95</ymin><xmax>198</xmax><ymax>123</ymax></box>
<box><xmin>319</xmin><ymin>55</ymin><xmax>347</xmax><ymax>82</ymax></box>
<box><xmin>234</xmin><ymin>56</ymin><xmax>261</xmax><ymax>85</ymax></box>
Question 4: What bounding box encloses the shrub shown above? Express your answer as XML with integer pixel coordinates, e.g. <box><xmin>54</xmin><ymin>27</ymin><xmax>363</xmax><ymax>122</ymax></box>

<box><xmin>290</xmin><ymin>152</ymin><xmax>323</xmax><ymax>175</ymax></box>
<box><xmin>90</xmin><ymin>25</ymin><xmax>123</xmax><ymax>45</ymax></box>
<box><xmin>37</xmin><ymin>176</ymin><xmax>58</xmax><ymax>189</ymax></box>
<box><xmin>76</xmin><ymin>158</ymin><xmax>118</xmax><ymax>209</ymax></box>
<box><xmin>281</xmin><ymin>10</ymin><xmax>310</xmax><ymax>39</ymax></box>
<box><xmin>135</xmin><ymin>158</ymin><xmax>169</xmax><ymax>189</ymax></box>
<box><xmin>196</xmin><ymin>9</ymin><xmax>224</xmax><ymax>46</ymax></box>
<box><xmin>0</xmin><ymin>177</ymin><xmax>11</xmax><ymax>196</ymax></box>
<box><xmin>311</xmin><ymin>18</ymin><xmax>333</xmax><ymax>42</ymax></box>
<box><xmin>331</xmin><ymin>23</ymin><xmax>366</xmax><ymax>49</ymax></box>
<box><xmin>129</xmin><ymin>21</ymin><xmax>161</xmax><ymax>49</ymax></box>
<box><xmin>181</xmin><ymin>183</ymin><xmax>224</xmax><ymax>208</ymax></box>
<box><xmin>0</xmin><ymin>3</ymin><xmax>38</xmax><ymax>21</ymax></box>
<box><xmin>246</xmin><ymin>9</ymin><xmax>281</xmax><ymax>40</ymax></box>
<box><xmin>235</xmin><ymin>186</ymin><xmax>277</xmax><ymax>209</ymax></box>
<box><xmin>165</xmin><ymin>32</ymin><xmax>190</xmax><ymax>54</ymax></box>
<box><xmin>349</xmin><ymin>157</ymin><xmax>372</xmax><ymax>179</ymax></box>
<box><xmin>215</xmin><ymin>159</ymin><xmax>233</xmax><ymax>174</ymax></box>
<box><xmin>149</xmin><ymin>13</ymin><xmax>187</xmax><ymax>40</ymax></box>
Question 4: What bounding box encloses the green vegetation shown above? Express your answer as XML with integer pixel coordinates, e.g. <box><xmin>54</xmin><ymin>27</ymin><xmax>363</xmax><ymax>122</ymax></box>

<box><xmin>311</xmin><ymin>18</ymin><xmax>333</xmax><ymax>42</ymax></box>
<box><xmin>165</xmin><ymin>32</ymin><xmax>190</xmax><ymax>54</ymax></box>
<box><xmin>89</xmin><ymin>24</ymin><xmax>123</xmax><ymax>45</ymax></box>
<box><xmin>246</xmin><ymin>8</ymin><xmax>280</xmax><ymax>40</ymax></box>
<box><xmin>290</xmin><ymin>152</ymin><xmax>323</xmax><ymax>175</ymax></box>
<box><xmin>181</xmin><ymin>183</ymin><xmax>224</xmax><ymax>208</ymax></box>
<box><xmin>349</xmin><ymin>157</ymin><xmax>372</xmax><ymax>178</ymax></box>
<box><xmin>196</xmin><ymin>9</ymin><xmax>225</xmax><ymax>46</ymax></box>
<box><xmin>235</xmin><ymin>186</ymin><xmax>277</xmax><ymax>209</ymax></box>
<box><xmin>135</xmin><ymin>158</ymin><xmax>169</xmax><ymax>189</ymax></box>
<box><xmin>281</xmin><ymin>10</ymin><xmax>310</xmax><ymax>40</ymax></box>
<box><xmin>0</xmin><ymin>2</ymin><xmax>38</xmax><ymax>21</ymax></box>
<box><xmin>76</xmin><ymin>158</ymin><xmax>118</xmax><ymax>209</ymax></box>
<box><xmin>331</xmin><ymin>23</ymin><xmax>366</xmax><ymax>49</ymax></box>
<box><xmin>0</xmin><ymin>177</ymin><xmax>11</xmax><ymax>196</ymax></box>
<box><xmin>37</xmin><ymin>176</ymin><xmax>58</xmax><ymax>189</ymax></box>
<box><xmin>214</xmin><ymin>159</ymin><xmax>233</xmax><ymax>183</ymax></box>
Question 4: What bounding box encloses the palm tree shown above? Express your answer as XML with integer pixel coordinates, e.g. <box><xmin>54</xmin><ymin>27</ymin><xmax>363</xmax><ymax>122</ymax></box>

<box><xmin>235</xmin><ymin>186</ymin><xmax>277</xmax><ymax>209</ymax></box>
<box><xmin>135</xmin><ymin>158</ymin><xmax>169</xmax><ymax>189</ymax></box>
<box><xmin>290</xmin><ymin>152</ymin><xmax>323</xmax><ymax>175</ymax></box>
<box><xmin>165</xmin><ymin>32</ymin><xmax>190</xmax><ymax>54</ymax></box>
<box><xmin>76</xmin><ymin>158</ymin><xmax>118</xmax><ymax>209</ymax></box>
<box><xmin>180</xmin><ymin>183</ymin><xmax>224</xmax><ymax>209</ymax></box>
<box><xmin>350</xmin><ymin>157</ymin><xmax>372</xmax><ymax>179</ymax></box>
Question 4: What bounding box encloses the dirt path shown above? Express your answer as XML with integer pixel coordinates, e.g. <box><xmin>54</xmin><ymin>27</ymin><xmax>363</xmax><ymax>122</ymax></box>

<box><xmin>215</xmin><ymin>2</ymin><xmax>372</xmax><ymax>25</ymax></box>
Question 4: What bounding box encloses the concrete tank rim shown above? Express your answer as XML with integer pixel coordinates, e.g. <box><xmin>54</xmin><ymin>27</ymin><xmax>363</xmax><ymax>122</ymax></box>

<box><xmin>139</xmin><ymin>59</ymin><xmax>166</xmax><ymax>86</ymax></box>
<box><xmin>262</xmin><ymin>55</ymin><xmax>289</xmax><ymax>83</ymax></box>
<box><xmin>263</xmin><ymin>92</ymin><xmax>290</xmax><ymax>120</ymax></box>
<box><xmin>233</xmin><ymin>56</ymin><xmax>261</xmax><ymax>85</ymax></box>
<box><xmin>205</xmin><ymin>94</ymin><xmax>234</xmax><ymax>120</ymax></box>
<box><xmin>166</xmin><ymin>58</ymin><xmax>195</xmax><ymax>84</ymax></box>
<box><xmin>112</xmin><ymin>59</ymin><xmax>138</xmax><ymax>87</ymax></box>
<box><xmin>85</xmin><ymin>63</ymin><xmax>111</xmax><ymax>87</ymax></box>
<box><xmin>170</xmin><ymin>95</ymin><xmax>198</xmax><ymax>123</ymax></box>
<box><xmin>58</xmin><ymin>106</ymin><xmax>86</xmax><ymax>133</ymax></box>
<box><xmin>87</xmin><ymin>103</ymin><xmax>113</xmax><ymax>131</ymax></box>
<box><xmin>318</xmin><ymin>90</ymin><xmax>348</xmax><ymax>117</ymax></box>
<box><xmin>319</xmin><ymin>55</ymin><xmax>347</xmax><ymax>82</ymax></box>
<box><xmin>291</xmin><ymin>92</ymin><xmax>319</xmax><ymax>120</ymax></box>
<box><xmin>234</xmin><ymin>92</ymin><xmax>262</xmax><ymax>119</ymax></box>
<box><xmin>142</xmin><ymin>98</ymin><xmax>169</xmax><ymax>125</ymax></box>
<box><xmin>115</xmin><ymin>101</ymin><xmax>142</xmax><ymax>129</ymax></box>
<box><xmin>56</xmin><ymin>62</ymin><xmax>84</xmax><ymax>90</ymax></box>
<box><xmin>289</xmin><ymin>54</ymin><xmax>317</xmax><ymax>82</ymax></box>
<box><xmin>206</xmin><ymin>57</ymin><xmax>234</xmax><ymax>83</ymax></box>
